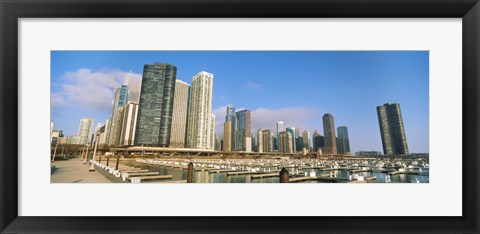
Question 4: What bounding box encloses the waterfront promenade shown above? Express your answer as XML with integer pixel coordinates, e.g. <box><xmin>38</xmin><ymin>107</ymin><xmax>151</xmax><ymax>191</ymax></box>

<box><xmin>51</xmin><ymin>158</ymin><xmax>111</xmax><ymax>183</ymax></box>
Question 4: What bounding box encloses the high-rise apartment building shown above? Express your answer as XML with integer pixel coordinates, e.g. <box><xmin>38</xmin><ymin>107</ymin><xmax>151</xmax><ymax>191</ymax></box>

<box><xmin>257</xmin><ymin>129</ymin><xmax>274</xmax><ymax>152</ymax></box>
<box><xmin>322</xmin><ymin>113</ymin><xmax>337</xmax><ymax>154</ymax></box>
<box><xmin>223</xmin><ymin>105</ymin><xmax>235</xmax><ymax>151</ymax></box>
<box><xmin>109</xmin><ymin>108</ymin><xmax>125</xmax><ymax>146</ymax></box>
<box><xmin>78</xmin><ymin>117</ymin><xmax>94</xmax><ymax>145</ymax></box>
<box><xmin>235</xmin><ymin>109</ymin><xmax>251</xmax><ymax>152</ymax></box>
<box><xmin>209</xmin><ymin>114</ymin><xmax>216</xmax><ymax>150</ymax></box>
<box><xmin>278</xmin><ymin>131</ymin><xmax>294</xmax><ymax>153</ymax></box>
<box><xmin>286</xmin><ymin>127</ymin><xmax>296</xmax><ymax>152</ymax></box>
<box><xmin>98</xmin><ymin>118</ymin><xmax>110</xmax><ymax>147</ymax></box>
<box><xmin>225</xmin><ymin>105</ymin><xmax>236</xmax><ymax>149</ymax></box>
<box><xmin>170</xmin><ymin>80</ymin><xmax>190</xmax><ymax>148</ymax></box>
<box><xmin>135</xmin><ymin>63</ymin><xmax>176</xmax><ymax>147</ymax></box>
<box><xmin>119</xmin><ymin>102</ymin><xmax>139</xmax><ymax>146</ymax></box>
<box><xmin>337</xmin><ymin>126</ymin><xmax>351</xmax><ymax>154</ymax></box>
<box><xmin>296</xmin><ymin>136</ymin><xmax>303</xmax><ymax>152</ymax></box>
<box><xmin>377</xmin><ymin>103</ymin><xmax>409</xmax><ymax>155</ymax></box>
<box><xmin>302</xmin><ymin>130</ymin><xmax>311</xmax><ymax>150</ymax></box>
<box><xmin>214</xmin><ymin>134</ymin><xmax>221</xmax><ymax>151</ymax></box>
<box><xmin>223</xmin><ymin>121</ymin><xmax>233</xmax><ymax>151</ymax></box>
<box><xmin>186</xmin><ymin>71</ymin><xmax>215</xmax><ymax>150</ymax></box>
<box><xmin>276</xmin><ymin>121</ymin><xmax>285</xmax><ymax>150</ymax></box>
<box><xmin>107</xmin><ymin>85</ymin><xmax>128</xmax><ymax>145</ymax></box>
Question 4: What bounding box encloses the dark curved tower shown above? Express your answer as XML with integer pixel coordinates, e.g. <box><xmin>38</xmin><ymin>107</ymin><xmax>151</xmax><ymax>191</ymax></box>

<box><xmin>135</xmin><ymin>63</ymin><xmax>176</xmax><ymax>147</ymax></box>
<box><xmin>377</xmin><ymin>103</ymin><xmax>409</xmax><ymax>155</ymax></box>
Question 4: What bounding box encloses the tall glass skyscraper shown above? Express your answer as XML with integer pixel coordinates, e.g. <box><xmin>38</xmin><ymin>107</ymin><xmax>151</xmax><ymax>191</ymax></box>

<box><xmin>286</xmin><ymin>127</ymin><xmax>296</xmax><ymax>152</ymax></box>
<box><xmin>107</xmin><ymin>85</ymin><xmax>128</xmax><ymax>145</ymax></box>
<box><xmin>235</xmin><ymin>109</ymin><xmax>251</xmax><ymax>152</ymax></box>
<box><xmin>186</xmin><ymin>71</ymin><xmax>215</xmax><ymax>150</ymax></box>
<box><xmin>135</xmin><ymin>63</ymin><xmax>177</xmax><ymax>147</ymax></box>
<box><xmin>322</xmin><ymin>113</ymin><xmax>337</xmax><ymax>154</ymax></box>
<box><xmin>377</xmin><ymin>103</ymin><xmax>409</xmax><ymax>155</ymax></box>
<box><xmin>337</xmin><ymin>126</ymin><xmax>351</xmax><ymax>154</ymax></box>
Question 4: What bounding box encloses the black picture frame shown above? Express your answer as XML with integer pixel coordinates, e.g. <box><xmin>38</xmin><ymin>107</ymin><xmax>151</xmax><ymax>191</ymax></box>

<box><xmin>1</xmin><ymin>0</ymin><xmax>479</xmax><ymax>233</ymax></box>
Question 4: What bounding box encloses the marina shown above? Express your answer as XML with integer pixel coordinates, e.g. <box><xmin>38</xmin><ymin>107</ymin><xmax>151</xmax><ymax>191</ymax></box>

<box><xmin>83</xmin><ymin>156</ymin><xmax>429</xmax><ymax>183</ymax></box>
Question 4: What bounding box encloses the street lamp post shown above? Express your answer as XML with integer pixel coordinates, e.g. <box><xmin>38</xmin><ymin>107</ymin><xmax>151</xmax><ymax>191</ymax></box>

<box><xmin>83</xmin><ymin>145</ymin><xmax>89</xmax><ymax>164</ymax></box>
<box><xmin>51</xmin><ymin>142</ymin><xmax>58</xmax><ymax>162</ymax></box>
<box><xmin>89</xmin><ymin>131</ymin><xmax>100</xmax><ymax>172</ymax></box>
<box><xmin>80</xmin><ymin>148</ymin><xmax>84</xmax><ymax>160</ymax></box>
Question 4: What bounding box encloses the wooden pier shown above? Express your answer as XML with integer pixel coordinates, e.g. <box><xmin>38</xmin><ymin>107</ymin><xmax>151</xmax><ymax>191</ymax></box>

<box><xmin>251</xmin><ymin>173</ymin><xmax>279</xmax><ymax>179</ymax></box>
<box><xmin>128</xmin><ymin>175</ymin><xmax>173</xmax><ymax>181</ymax></box>
<box><xmin>127</xmin><ymin>172</ymin><xmax>160</xmax><ymax>177</ymax></box>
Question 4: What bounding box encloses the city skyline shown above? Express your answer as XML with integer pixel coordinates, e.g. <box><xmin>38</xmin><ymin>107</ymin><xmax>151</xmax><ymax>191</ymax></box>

<box><xmin>51</xmin><ymin>51</ymin><xmax>429</xmax><ymax>153</ymax></box>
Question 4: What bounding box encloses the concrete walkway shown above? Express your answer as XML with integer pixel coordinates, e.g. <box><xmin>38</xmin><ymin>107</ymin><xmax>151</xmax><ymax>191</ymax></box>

<box><xmin>51</xmin><ymin>158</ymin><xmax>111</xmax><ymax>183</ymax></box>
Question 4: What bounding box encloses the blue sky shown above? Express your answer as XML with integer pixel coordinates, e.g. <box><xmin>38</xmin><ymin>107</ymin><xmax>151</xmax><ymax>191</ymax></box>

<box><xmin>51</xmin><ymin>51</ymin><xmax>429</xmax><ymax>153</ymax></box>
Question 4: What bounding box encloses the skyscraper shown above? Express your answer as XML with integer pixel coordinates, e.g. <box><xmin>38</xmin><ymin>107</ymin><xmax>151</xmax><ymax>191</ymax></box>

<box><xmin>377</xmin><ymin>103</ymin><xmax>409</xmax><ymax>155</ymax></box>
<box><xmin>223</xmin><ymin>105</ymin><xmax>235</xmax><ymax>151</ymax></box>
<box><xmin>302</xmin><ymin>130</ymin><xmax>311</xmax><ymax>150</ymax></box>
<box><xmin>186</xmin><ymin>71</ymin><xmax>215</xmax><ymax>150</ymax></box>
<box><xmin>107</xmin><ymin>85</ymin><xmax>128</xmax><ymax>145</ymax></box>
<box><xmin>109</xmin><ymin>108</ymin><xmax>125</xmax><ymax>146</ymax></box>
<box><xmin>276</xmin><ymin>121</ymin><xmax>285</xmax><ymax>136</ymax></box>
<box><xmin>225</xmin><ymin>105</ymin><xmax>236</xmax><ymax>149</ymax></box>
<box><xmin>296</xmin><ymin>136</ymin><xmax>303</xmax><ymax>152</ymax></box>
<box><xmin>337</xmin><ymin>126</ymin><xmax>351</xmax><ymax>154</ymax></box>
<box><xmin>119</xmin><ymin>101</ymin><xmax>139</xmax><ymax>146</ymax></box>
<box><xmin>312</xmin><ymin>130</ymin><xmax>321</xmax><ymax>151</ymax></box>
<box><xmin>257</xmin><ymin>129</ymin><xmax>263</xmax><ymax>152</ymax></box>
<box><xmin>78</xmin><ymin>117</ymin><xmax>94</xmax><ymax>145</ymax></box>
<box><xmin>322</xmin><ymin>113</ymin><xmax>337</xmax><ymax>154</ymax></box>
<box><xmin>257</xmin><ymin>129</ymin><xmax>274</xmax><ymax>152</ymax></box>
<box><xmin>98</xmin><ymin>118</ymin><xmax>110</xmax><ymax>147</ymax></box>
<box><xmin>295</xmin><ymin>127</ymin><xmax>302</xmax><ymax>141</ymax></box>
<box><xmin>135</xmin><ymin>63</ymin><xmax>176</xmax><ymax>147</ymax></box>
<box><xmin>170</xmin><ymin>80</ymin><xmax>191</xmax><ymax>148</ymax></box>
<box><xmin>336</xmin><ymin>137</ymin><xmax>345</xmax><ymax>154</ymax></box>
<box><xmin>223</xmin><ymin>121</ymin><xmax>233</xmax><ymax>151</ymax></box>
<box><xmin>214</xmin><ymin>134</ymin><xmax>221</xmax><ymax>151</ymax></box>
<box><xmin>276</xmin><ymin>121</ymin><xmax>285</xmax><ymax>150</ymax></box>
<box><xmin>286</xmin><ymin>127</ymin><xmax>296</xmax><ymax>152</ymax></box>
<box><xmin>278</xmin><ymin>131</ymin><xmax>293</xmax><ymax>153</ymax></box>
<box><xmin>235</xmin><ymin>109</ymin><xmax>251</xmax><ymax>152</ymax></box>
<box><xmin>209</xmin><ymin>114</ymin><xmax>216</xmax><ymax>150</ymax></box>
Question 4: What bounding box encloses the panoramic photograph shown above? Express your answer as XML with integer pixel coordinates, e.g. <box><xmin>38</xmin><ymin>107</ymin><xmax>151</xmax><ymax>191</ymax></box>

<box><xmin>50</xmin><ymin>51</ymin><xmax>429</xmax><ymax>183</ymax></box>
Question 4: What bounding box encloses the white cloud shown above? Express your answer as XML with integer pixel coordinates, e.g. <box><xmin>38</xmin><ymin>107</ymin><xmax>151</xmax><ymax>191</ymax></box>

<box><xmin>213</xmin><ymin>106</ymin><xmax>319</xmax><ymax>139</ymax></box>
<box><xmin>124</xmin><ymin>72</ymin><xmax>142</xmax><ymax>102</ymax></box>
<box><xmin>52</xmin><ymin>68</ymin><xmax>142</xmax><ymax>112</ymax></box>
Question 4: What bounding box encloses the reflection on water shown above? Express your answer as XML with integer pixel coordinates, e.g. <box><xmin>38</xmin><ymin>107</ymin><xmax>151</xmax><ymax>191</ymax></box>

<box><xmin>126</xmin><ymin>163</ymin><xmax>429</xmax><ymax>183</ymax></box>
